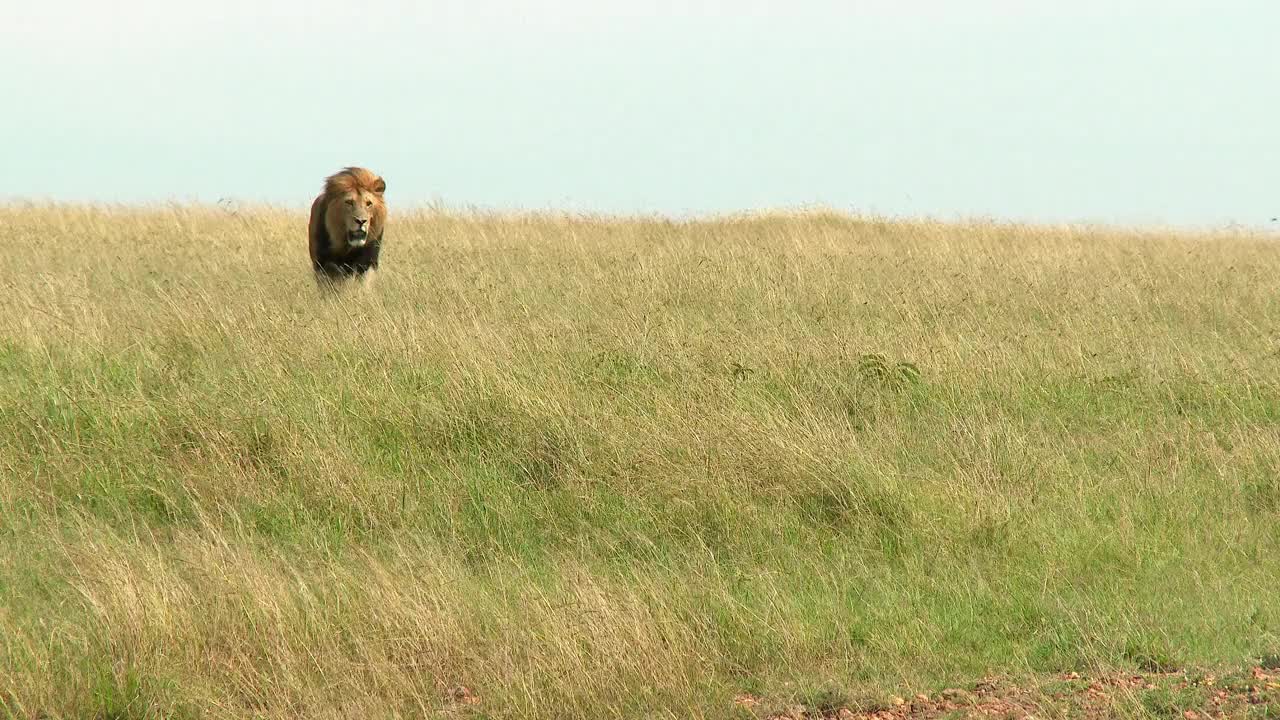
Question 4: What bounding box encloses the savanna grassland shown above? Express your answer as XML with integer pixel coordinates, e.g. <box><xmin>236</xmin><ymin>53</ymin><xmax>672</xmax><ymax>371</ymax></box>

<box><xmin>1</xmin><ymin>204</ymin><xmax>1279</xmax><ymax>719</ymax></box>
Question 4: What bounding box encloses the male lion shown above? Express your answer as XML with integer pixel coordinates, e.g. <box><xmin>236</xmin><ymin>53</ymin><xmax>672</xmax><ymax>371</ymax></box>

<box><xmin>308</xmin><ymin>167</ymin><xmax>387</xmax><ymax>286</ymax></box>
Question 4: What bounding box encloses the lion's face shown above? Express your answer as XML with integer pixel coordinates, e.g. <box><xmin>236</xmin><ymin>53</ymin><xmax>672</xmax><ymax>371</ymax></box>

<box><xmin>334</xmin><ymin>189</ymin><xmax>380</xmax><ymax>248</ymax></box>
<box><xmin>312</xmin><ymin>167</ymin><xmax>387</xmax><ymax>262</ymax></box>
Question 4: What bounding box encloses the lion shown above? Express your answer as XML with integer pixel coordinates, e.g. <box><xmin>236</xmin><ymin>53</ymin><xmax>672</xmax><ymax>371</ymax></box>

<box><xmin>308</xmin><ymin>167</ymin><xmax>387</xmax><ymax>287</ymax></box>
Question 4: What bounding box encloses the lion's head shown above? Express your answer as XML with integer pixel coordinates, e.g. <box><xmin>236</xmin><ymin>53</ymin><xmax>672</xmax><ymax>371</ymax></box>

<box><xmin>321</xmin><ymin>167</ymin><xmax>387</xmax><ymax>249</ymax></box>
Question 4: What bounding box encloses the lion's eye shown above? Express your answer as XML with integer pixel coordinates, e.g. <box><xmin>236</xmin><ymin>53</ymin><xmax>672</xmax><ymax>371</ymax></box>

<box><xmin>344</xmin><ymin>199</ymin><xmax>354</xmax><ymax>206</ymax></box>
<box><xmin>366</xmin><ymin>201</ymin><xmax>373</xmax><ymax>208</ymax></box>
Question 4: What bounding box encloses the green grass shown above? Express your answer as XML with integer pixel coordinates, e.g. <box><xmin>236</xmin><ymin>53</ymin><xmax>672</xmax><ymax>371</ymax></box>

<box><xmin>1</xmin><ymin>204</ymin><xmax>1279</xmax><ymax>718</ymax></box>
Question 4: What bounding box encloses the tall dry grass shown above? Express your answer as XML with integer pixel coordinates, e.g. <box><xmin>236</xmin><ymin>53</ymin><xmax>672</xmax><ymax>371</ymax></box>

<box><xmin>1</xmin><ymin>204</ymin><xmax>1279</xmax><ymax>718</ymax></box>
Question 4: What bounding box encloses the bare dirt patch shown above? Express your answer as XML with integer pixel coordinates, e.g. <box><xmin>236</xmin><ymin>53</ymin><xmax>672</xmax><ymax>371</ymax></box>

<box><xmin>742</xmin><ymin>666</ymin><xmax>1280</xmax><ymax>720</ymax></box>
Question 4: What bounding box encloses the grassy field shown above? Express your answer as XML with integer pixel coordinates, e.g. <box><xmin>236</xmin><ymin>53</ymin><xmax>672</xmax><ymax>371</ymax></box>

<box><xmin>1</xmin><ymin>204</ymin><xmax>1278</xmax><ymax>719</ymax></box>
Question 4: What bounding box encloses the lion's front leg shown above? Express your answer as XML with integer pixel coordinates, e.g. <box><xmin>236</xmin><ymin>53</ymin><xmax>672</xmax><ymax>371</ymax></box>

<box><xmin>313</xmin><ymin>264</ymin><xmax>347</xmax><ymax>294</ymax></box>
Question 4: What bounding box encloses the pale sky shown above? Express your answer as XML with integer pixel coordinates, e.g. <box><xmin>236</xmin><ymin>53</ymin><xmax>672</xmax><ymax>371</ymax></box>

<box><xmin>4</xmin><ymin>1</ymin><xmax>1277</xmax><ymax>227</ymax></box>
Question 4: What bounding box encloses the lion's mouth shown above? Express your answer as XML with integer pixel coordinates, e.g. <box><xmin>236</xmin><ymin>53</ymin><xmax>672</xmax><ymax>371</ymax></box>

<box><xmin>347</xmin><ymin>230</ymin><xmax>368</xmax><ymax>247</ymax></box>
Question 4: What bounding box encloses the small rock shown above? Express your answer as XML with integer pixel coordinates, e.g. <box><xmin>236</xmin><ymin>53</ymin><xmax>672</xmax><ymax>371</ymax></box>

<box><xmin>914</xmin><ymin>693</ymin><xmax>930</xmax><ymax>702</ymax></box>
<box><xmin>448</xmin><ymin>685</ymin><xmax>479</xmax><ymax>705</ymax></box>
<box><xmin>890</xmin><ymin>696</ymin><xmax>906</xmax><ymax>706</ymax></box>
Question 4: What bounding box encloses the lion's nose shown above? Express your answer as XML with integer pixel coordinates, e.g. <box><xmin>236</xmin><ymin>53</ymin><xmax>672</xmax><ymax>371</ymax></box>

<box><xmin>355</xmin><ymin>218</ymin><xmax>368</xmax><ymax>228</ymax></box>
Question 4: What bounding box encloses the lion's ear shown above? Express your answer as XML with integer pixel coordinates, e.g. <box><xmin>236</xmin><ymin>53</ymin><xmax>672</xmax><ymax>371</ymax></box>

<box><xmin>374</xmin><ymin>177</ymin><xmax>386</xmax><ymax>194</ymax></box>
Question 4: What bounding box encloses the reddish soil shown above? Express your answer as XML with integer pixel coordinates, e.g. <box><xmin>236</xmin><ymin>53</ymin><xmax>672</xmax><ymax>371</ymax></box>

<box><xmin>737</xmin><ymin>665</ymin><xmax>1280</xmax><ymax>720</ymax></box>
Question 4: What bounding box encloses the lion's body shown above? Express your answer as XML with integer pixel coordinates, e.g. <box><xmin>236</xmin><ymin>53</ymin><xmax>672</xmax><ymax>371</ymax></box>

<box><xmin>307</xmin><ymin>167</ymin><xmax>387</xmax><ymax>285</ymax></box>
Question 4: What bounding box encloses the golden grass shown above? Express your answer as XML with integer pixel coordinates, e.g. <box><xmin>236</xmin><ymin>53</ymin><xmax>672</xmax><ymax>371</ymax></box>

<box><xmin>1</xmin><ymin>204</ymin><xmax>1279</xmax><ymax>719</ymax></box>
